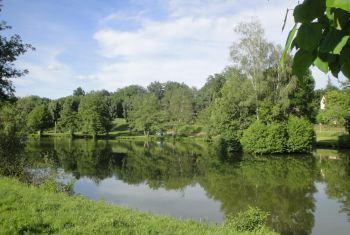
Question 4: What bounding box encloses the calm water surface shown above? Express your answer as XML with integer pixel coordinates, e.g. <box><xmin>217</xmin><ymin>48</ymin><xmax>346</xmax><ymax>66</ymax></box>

<box><xmin>24</xmin><ymin>138</ymin><xmax>350</xmax><ymax>235</ymax></box>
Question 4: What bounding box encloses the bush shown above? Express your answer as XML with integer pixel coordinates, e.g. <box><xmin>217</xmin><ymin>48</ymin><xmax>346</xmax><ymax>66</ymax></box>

<box><xmin>225</xmin><ymin>207</ymin><xmax>269</xmax><ymax>232</ymax></box>
<box><xmin>241</xmin><ymin>117</ymin><xmax>315</xmax><ymax>154</ymax></box>
<box><xmin>241</xmin><ymin>121</ymin><xmax>287</xmax><ymax>154</ymax></box>
<box><xmin>286</xmin><ymin>116</ymin><xmax>315</xmax><ymax>153</ymax></box>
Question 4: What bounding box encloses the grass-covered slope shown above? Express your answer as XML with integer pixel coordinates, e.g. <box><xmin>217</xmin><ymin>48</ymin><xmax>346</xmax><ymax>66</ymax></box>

<box><xmin>0</xmin><ymin>178</ymin><xmax>276</xmax><ymax>235</ymax></box>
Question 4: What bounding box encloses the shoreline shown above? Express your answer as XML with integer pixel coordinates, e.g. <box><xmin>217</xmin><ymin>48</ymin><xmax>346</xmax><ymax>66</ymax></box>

<box><xmin>0</xmin><ymin>177</ymin><xmax>276</xmax><ymax>235</ymax></box>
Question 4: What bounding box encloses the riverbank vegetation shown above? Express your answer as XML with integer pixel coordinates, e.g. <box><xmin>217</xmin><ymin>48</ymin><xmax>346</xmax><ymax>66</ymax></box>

<box><xmin>0</xmin><ymin>177</ymin><xmax>276</xmax><ymax>235</ymax></box>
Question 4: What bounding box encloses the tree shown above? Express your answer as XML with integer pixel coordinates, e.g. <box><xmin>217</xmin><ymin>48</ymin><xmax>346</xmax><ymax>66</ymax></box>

<box><xmin>78</xmin><ymin>92</ymin><xmax>112</xmax><ymax>137</ymax></box>
<box><xmin>112</xmin><ymin>85</ymin><xmax>146</xmax><ymax>119</ymax></box>
<box><xmin>57</xmin><ymin>98</ymin><xmax>80</xmax><ymax>135</ymax></box>
<box><xmin>208</xmin><ymin>68</ymin><xmax>255</xmax><ymax>150</ymax></box>
<box><xmin>282</xmin><ymin>0</ymin><xmax>350</xmax><ymax>80</ymax></box>
<box><xmin>147</xmin><ymin>81</ymin><xmax>164</xmax><ymax>102</ymax></box>
<box><xmin>163</xmin><ymin>84</ymin><xmax>194</xmax><ymax>137</ymax></box>
<box><xmin>15</xmin><ymin>96</ymin><xmax>48</xmax><ymax>120</ymax></box>
<box><xmin>26</xmin><ymin>104</ymin><xmax>52</xmax><ymax>134</ymax></box>
<box><xmin>195</xmin><ymin>73</ymin><xmax>226</xmax><ymax>112</ymax></box>
<box><xmin>73</xmin><ymin>87</ymin><xmax>85</xmax><ymax>96</ymax></box>
<box><xmin>0</xmin><ymin>2</ymin><xmax>34</xmax><ymax>103</ymax></box>
<box><xmin>0</xmin><ymin>104</ymin><xmax>27</xmax><ymax>177</ymax></box>
<box><xmin>128</xmin><ymin>93</ymin><xmax>161</xmax><ymax>137</ymax></box>
<box><xmin>318</xmin><ymin>90</ymin><xmax>350</xmax><ymax>135</ymax></box>
<box><xmin>286</xmin><ymin>71</ymin><xmax>317</xmax><ymax>122</ymax></box>
<box><xmin>48</xmin><ymin>100</ymin><xmax>63</xmax><ymax>132</ymax></box>
<box><xmin>230</xmin><ymin>18</ymin><xmax>277</xmax><ymax>120</ymax></box>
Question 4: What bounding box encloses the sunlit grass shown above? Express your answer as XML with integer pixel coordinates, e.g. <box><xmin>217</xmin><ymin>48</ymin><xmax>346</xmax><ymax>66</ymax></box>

<box><xmin>315</xmin><ymin>125</ymin><xmax>348</xmax><ymax>148</ymax></box>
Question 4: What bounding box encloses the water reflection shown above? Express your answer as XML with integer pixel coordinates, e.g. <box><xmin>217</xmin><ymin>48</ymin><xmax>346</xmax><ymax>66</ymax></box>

<box><xmin>316</xmin><ymin>149</ymin><xmax>350</xmax><ymax>218</ymax></box>
<box><xmin>19</xmin><ymin>139</ymin><xmax>350</xmax><ymax>234</ymax></box>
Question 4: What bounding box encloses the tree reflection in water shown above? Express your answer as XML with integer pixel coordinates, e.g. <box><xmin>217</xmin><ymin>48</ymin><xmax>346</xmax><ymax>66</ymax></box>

<box><xmin>21</xmin><ymin>138</ymin><xmax>350</xmax><ymax>235</ymax></box>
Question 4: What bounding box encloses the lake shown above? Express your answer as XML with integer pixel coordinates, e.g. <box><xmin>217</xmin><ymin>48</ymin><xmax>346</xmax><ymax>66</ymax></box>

<box><xmin>21</xmin><ymin>138</ymin><xmax>350</xmax><ymax>235</ymax></box>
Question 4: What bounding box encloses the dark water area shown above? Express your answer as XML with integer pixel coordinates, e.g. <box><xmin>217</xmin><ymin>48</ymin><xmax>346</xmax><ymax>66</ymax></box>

<box><xmin>5</xmin><ymin>138</ymin><xmax>350</xmax><ymax>235</ymax></box>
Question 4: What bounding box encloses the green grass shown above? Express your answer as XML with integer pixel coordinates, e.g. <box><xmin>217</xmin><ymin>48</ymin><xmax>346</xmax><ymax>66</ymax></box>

<box><xmin>39</xmin><ymin>119</ymin><xmax>206</xmax><ymax>140</ymax></box>
<box><xmin>315</xmin><ymin>125</ymin><xmax>349</xmax><ymax>148</ymax></box>
<box><xmin>0</xmin><ymin>177</ymin><xmax>276</xmax><ymax>235</ymax></box>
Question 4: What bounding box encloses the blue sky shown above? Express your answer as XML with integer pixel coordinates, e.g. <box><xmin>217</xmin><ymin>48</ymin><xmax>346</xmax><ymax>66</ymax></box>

<box><xmin>2</xmin><ymin>0</ymin><xmax>334</xmax><ymax>99</ymax></box>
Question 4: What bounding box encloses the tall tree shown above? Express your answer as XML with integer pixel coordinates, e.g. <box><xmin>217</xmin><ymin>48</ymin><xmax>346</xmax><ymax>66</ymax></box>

<box><xmin>208</xmin><ymin>68</ymin><xmax>255</xmax><ymax>149</ymax></box>
<box><xmin>57</xmin><ymin>98</ymin><xmax>80</xmax><ymax>135</ymax></box>
<box><xmin>48</xmin><ymin>100</ymin><xmax>63</xmax><ymax>132</ymax></box>
<box><xmin>318</xmin><ymin>90</ymin><xmax>350</xmax><ymax>135</ymax></box>
<box><xmin>195</xmin><ymin>73</ymin><xmax>226</xmax><ymax>112</ymax></box>
<box><xmin>163</xmin><ymin>84</ymin><xmax>194</xmax><ymax>137</ymax></box>
<box><xmin>147</xmin><ymin>81</ymin><xmax>164</xmax><ymax>102</ymax></box>
<box><xmin>113</xmin><ymin>85</ymin><xmax>146</xmax><ymax>119</ymax></box>
<box><xmin>73</xmin><ymin>87</ymin><xmax>85</xmax><ymax>96</ymax></box>
<box><xmin>230</xmin><ymin>18</ymin><xmax>276</xmax><ymax>119</ymax></box>
<box><xmin>26</xmin><ymin>104</ymin><xmax>52</xmax><ymax>134</ymax></box>
<box><xmin>78</xmin><ymin>92</ymin><xmax>112</xmax><ymax>137</ymax></box>
<box><xmin>0</xmin><ymin>2</ymin><xmax>34</xmax><ymax>103</ymax></box>
<box><xmin>128</xmin><ymin>93</ymin><xmax>161</xmax><ymax>137</ymax></box>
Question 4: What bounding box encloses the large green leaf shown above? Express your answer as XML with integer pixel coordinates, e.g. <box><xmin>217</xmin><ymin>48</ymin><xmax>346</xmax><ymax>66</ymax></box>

<box><xmin>292</xmin><ymin>49</ymin><xmax>316</xmax><ymax>78</ymax></box>
<box><xmin>320</xmin><ymin>29</ymin><xmax>345</xmax><ymax>53</ymax></box>
<box><xmin>314</xmin><ymin>57</ymin><xmax>329</xmax><ymax>73</ymax></box>
<box><xmin>281</xmin><ymin>24</ymin><xmax>297</xmax><ymax>67</ymax></box>
<box><xmin>294</xmin><ymin>0</ymin><xmax>326</xmax><ymax>23</ymax></box>
<box><xmin>327</xmin><ymin>0</ymin><xmax>350</xmax><ymax>11</ymax></box>
<box><xmin>329</xmin><ymin>60</ymin><xmax>341</xmax><ymax>77</ymax></box>
<box><xmin>334</xmin><ymin>36</ymin><xmax>349</xmax><ymax>54</ymax></box>
<box><xmin>295</xmin><ymin>23</ymin><xmax>323</xmax><ymax>51</ymax></box>
<box><xmin>334</xmin><ymin>8</ymin><xmax>350</xmax><ymax>29</ymax></box>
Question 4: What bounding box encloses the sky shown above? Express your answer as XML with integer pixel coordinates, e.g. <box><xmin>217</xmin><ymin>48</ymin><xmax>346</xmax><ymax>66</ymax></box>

<box><xmin>2</xmin><ymin>0</ymin><xmax>336</xmax><ymax>99</ymax></box>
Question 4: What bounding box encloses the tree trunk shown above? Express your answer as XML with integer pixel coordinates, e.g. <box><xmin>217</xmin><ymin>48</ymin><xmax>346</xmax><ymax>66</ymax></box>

<box><xmin>69</xmin><ymin>129</ymin><xmax>74</xmax><ymax>139</ymax></box>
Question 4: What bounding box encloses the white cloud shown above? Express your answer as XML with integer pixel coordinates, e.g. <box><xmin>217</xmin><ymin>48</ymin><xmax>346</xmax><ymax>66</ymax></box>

<box><xmin>76</xmin><ymin>74</ymin><xmax>98</xmax><ymax>81</ymax></box>
<box><xmin>93</xmin><ymin>0</ymin><xmax>313</xmax><ymax>90</ymax></box>
<box><xmin>14</xmin><ymin>0</ymin><xmax>331</xmax><ymax>98</ymax></box>
<box><xmin>14</xmin><ymin>47</ymin><xmax>97</xmax><ymax>98</ymax></box>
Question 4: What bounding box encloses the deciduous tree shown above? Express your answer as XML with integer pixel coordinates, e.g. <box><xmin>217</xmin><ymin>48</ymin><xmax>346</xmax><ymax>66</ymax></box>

<box><xmin>0</xmin><ymin>2</ymin><xmax>34</xmax><ymax>103</ymax></box>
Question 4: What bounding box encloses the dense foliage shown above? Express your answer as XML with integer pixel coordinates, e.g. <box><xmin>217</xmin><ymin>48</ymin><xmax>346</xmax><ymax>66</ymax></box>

<box><xmin>241</xmin><ymin>121</ymin><xmax>288</xmax><ymax>154</ymax></box>
<box><xmin>317</xmin><ymin>89</ymin><xmax>350</xmax><ymax>135</ymax></box>
<box><xmin>0</xmin><ymin>104</ymin><xmax>27</xmax><ymax>178</ymax></box>
<box><xmin>283</xmin><ymin>0</ymin><xmax>350</xmax><ymax>79</ymax></box>
<box><xmin>287</xmin><ymin>116</ymin><xmax>315</xmax><ymax>153</ymax></box>
<box><xmin>241</xmin><ymin>116</ymin><xmax>315</xmax><ymax>154</ymax></box>
<box><xmin>26</xmin><ymin>105</ymin><xmax>52</xmax><ymax>134</ymax></box>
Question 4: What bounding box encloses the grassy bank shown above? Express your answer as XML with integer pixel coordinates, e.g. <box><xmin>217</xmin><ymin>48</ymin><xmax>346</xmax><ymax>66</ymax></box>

<box><xmin>31</xmin><ymin>118</ymin><xmax>206</xmax><ymax>140</ymax></box>
<box><xmin>315</xmin><ymin>125</ymin><xmax>350</xmax><ymax>148</ymax></box>
<box><xmin>0</xmin><ymin>177</ymin><xmax>276</xmax><ymax>235</ymax></box>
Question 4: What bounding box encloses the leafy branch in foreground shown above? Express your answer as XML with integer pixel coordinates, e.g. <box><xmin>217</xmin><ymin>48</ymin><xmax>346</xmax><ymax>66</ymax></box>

<box><xmin>0</xmin><ymin>1</ymin><xmax>34</xmax><ymax>102</ymax></box>
<box><xmin>281</xmin><ymin>0</ymin><xmax>350</xmax><ymax>80</ymax></box>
